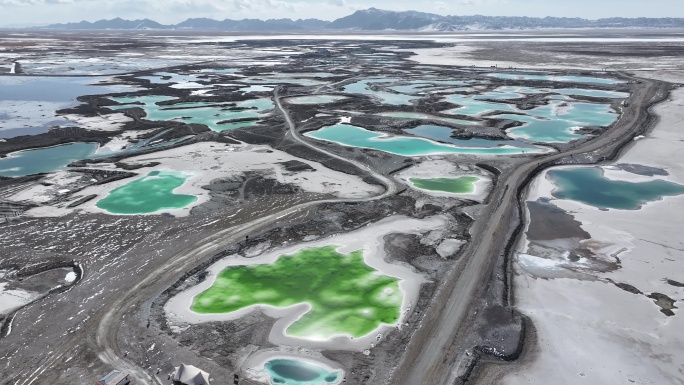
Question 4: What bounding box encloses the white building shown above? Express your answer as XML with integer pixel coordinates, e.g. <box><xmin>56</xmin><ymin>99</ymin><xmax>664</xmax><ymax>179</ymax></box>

<box><xmin>172</xmin><ymin>364</ymin><xmax>211</xmax><ymax>385</ymax></box>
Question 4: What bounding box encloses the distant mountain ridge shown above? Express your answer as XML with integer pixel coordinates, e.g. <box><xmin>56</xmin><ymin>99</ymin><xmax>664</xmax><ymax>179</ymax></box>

<box><xmin>40</xmin><ymin>8</ymin><xmax>684</xmax><ymax>31</ymax></box>
<box><xmin>45</xmin><ymin>17</ymin><xmax>329</xmax><ymax>31</ymax></box>
<box><xmin>329</xmin><ymin>8</ymin><xmax>684</xmax><ymax>31</ymax></box>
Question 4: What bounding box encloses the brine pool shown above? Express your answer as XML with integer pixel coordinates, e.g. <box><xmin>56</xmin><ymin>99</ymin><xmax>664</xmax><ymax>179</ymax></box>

<box><xmin>0</xmin><ymin>129</ymin><xmax>194</xmax><ymax>178</ymax></box>
<box><xmin>305</xmin><ymin>124</ymin><xmax>547</xmax><ymax>156</ymax></box>
<box><xmin>0</xmin><ymin>142</ymin><xmax>98</xmax><ymax>177</ymax></box>
<box><xmin>443</xmin><ymin>93</ymin><xmax>619</xmax><ymax>143</ymax></box>
<box><xmin>108</xmin><ymin>95</ymin><xmax>274</xmax><ymax>131</ymax></box>
<box><xmin>404</xmin><ymin>125</ymin><xmax>540</xmax><ymax>150</ymax></box>
<box><xmin>501</xmin><ymin>101</ymin><xmax>618</xmax><ymax>143</ymax></box>
<box><xmin>96</xmin><ymin>170</ymin><xmax>197</xmax><ymax>214</ymax></box>
<box><xmin>548</xmin><ymin>167</ymin><xmax>684</xmax><ymax>210</ymax></box>
<box><xmin>264</xmin><ymin>359</ymin><xmax>341</xmax><ymax>385</ymax></box>
<box><xmin>409</xmin><ymin>176</ymin><xmax>480</xmax><ymax>194</ymax></box>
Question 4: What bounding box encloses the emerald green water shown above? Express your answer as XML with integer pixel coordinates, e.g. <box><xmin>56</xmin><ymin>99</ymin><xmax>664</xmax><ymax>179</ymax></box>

<box><xmin>192</xmin><ymin>246</ymin><xmax>403</xmax><ymax>340</ymax></box>
<box><xmin>409</xmin><ymin>177</ymin><xmax>479</xmax><ymax>194</ymax></box>
<box><xmin>0</xmin><ymin>142</ymin><xmax>98</xmax><ymax>177</ymax></box>
<box><xmin>265</xmin><ymin>359</ymin><xmax>341</xmax><ymax>385</ymax></box>
<box><xmin>96</xmin><ymin>170</ymin><xmax>197</xmax><ymax>214</ymax></box>
<box><xmin>306</xmin><ymin>124</ymin><xmax>543</xmax><ymax>156</ymax></box>
<box><xmin>548</xmin><ymin>167</ymin><xmax>684</xmax><ymax>210</ymax></box>
<box><xmin>108</xmin><ymin>95</ymin><xmax>273</xmax><ymax>132</ymax></box>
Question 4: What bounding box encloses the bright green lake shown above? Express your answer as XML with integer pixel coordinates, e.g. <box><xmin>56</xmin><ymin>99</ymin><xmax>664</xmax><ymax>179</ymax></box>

<box><xmin>409</xmin><ymin>177</ymin><xmax>479</xmax><ymax>194</ymax></box>
<box><xmin>192</xmin><ymin>246</ymin><xmax>403</xmax><ymax>340</ymax></box>
<box><xmin>548</xmin><ymin>167</ymin><xmax>684</xmax><ymax>210</ymax></box>
<box><xmin>96</xmin><ymin>170</ymin><xmax>197</xmax><ymax>214</ymax></box>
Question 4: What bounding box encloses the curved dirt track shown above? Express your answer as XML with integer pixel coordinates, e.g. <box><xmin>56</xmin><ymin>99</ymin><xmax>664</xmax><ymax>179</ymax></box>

<box><xmin>91</xmin><ymin>85</ymin><xmax>403</xmax><ymax>385</ymax></box>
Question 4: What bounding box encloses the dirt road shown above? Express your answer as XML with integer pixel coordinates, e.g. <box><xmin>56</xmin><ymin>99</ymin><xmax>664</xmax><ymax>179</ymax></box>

<box><xmin>390</xmin><ymin>76</ymin><xmax>668</xmax><ymax>385</ymax></box>
<box><xmin>89</xmin><ymin>86</ymin><xmax>404</xmax><ymax>385</ymax></box>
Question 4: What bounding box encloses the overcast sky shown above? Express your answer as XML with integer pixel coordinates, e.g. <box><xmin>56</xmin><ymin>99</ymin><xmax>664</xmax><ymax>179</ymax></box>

<box><xmin>1</xmin><ymin>0</ymin><xmax>683</xmax><ymax>26</ymax></box>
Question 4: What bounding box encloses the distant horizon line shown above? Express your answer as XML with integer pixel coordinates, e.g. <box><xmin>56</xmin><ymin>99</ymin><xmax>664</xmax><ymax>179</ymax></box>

<box><xmin>7</xmin><ymin>7</ymin><xmax>684</xmax><ymax>29</ymax></box>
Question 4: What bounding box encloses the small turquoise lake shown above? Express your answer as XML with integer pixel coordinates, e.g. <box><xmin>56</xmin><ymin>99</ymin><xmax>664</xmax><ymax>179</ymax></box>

<box><xmin>548</xmin><ymin>167</ymin><xmax>684</xmax><ymax>210</ymax></box>
<box><xmin>0</xmin><ymin>142</ymin><xmax>98</xmax><ymax>177</ymax></box>
<box><xmin>265</xmin><ymin>359</ymin><xmax>341</xmax><ymax>385</ymax></box>
<box><xmin>96</xmin><ymin>170</ymin><xmax>197</xmax><ymax>214</ymax></box>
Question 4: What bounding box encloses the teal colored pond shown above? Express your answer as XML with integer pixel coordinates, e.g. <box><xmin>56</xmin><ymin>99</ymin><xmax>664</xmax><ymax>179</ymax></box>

<box><xmin>388</xmin><ymin>83</ymin><xmax>433</xmax><ymax>94</ymax></box>
<box><xmin>96</xmin><ymin>170</ymin><xmax>197</xmax><ymax>214</ymax></box>
<box><xmin>404</xmin><ymin>125</ymin><xmax>539</xmax><ymax>151</ymax></box>
<box><xmin>342</xmin><ymin>78</ymin><xmax>417</xmax><ymax>105</ymax></box>
<box><xmin>0</xmin><ymin>142</ymin><xmax>98</xmax><ymax>177</ymax></box>
<box><xmin>489</xmin><ymin>73</ymin><xmax>622</xmax><ymax>85</ymax></box>
<box><xmin>444</xmin><ymin>94</ymin><xmax>518</xmax><ymax>116</ymax></box>
<box><xmin>500</xmin><ymin>101</ymin><xmax>618</xmax><ymax>143</ymax></box>
<box><xmin>373</xmin><ymin>92</ymin><xmax>417</xmax><ymax>105</ymax></box>
<box><xmin>548</xmin><ymin>167</ymin><xmax>684</xmax><ymax>210</ymax></box>
<box><xmin>306</xmin><ymin>124</ymin><xmax>544</xmax><ymax>156</ymax></box>
<box><xmin>265</xmin><ymin>359</ymin><xmax>341</xmax><ymax>385</ymax></box>
<box><xmin>108</xmin><ymin>95</ymin><xmax>273</xmax><ymax>132</ymax></box>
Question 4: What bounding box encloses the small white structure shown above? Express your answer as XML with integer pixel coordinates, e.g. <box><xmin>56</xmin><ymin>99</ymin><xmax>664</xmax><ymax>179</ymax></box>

<box><xmin>94</xmin><ymin>370</ymin><xmax>130</xmax><ymax>385</ymax></box>
<box><xmin>172</xmin><ymin>364</ymin><xmax>210</xmax><ymax>385</ymax></box>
